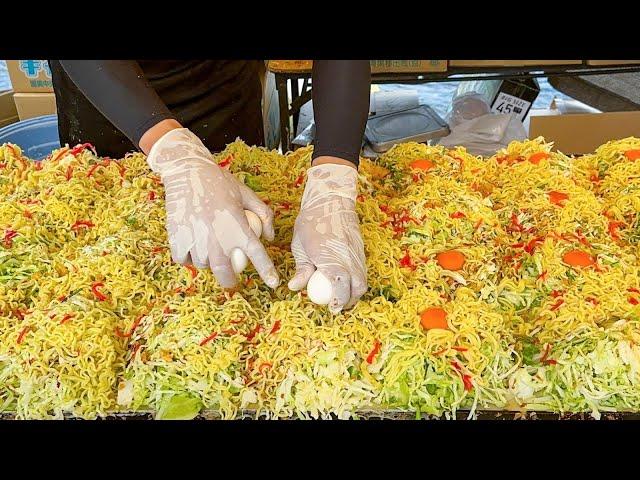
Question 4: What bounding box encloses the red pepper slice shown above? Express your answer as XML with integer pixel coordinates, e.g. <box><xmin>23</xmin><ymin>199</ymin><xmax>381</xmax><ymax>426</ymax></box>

<box><xmin>551</xmin><ymin>299</ymin><xmax>564</xmax><ymax>311</ymax></box>
<box><xmin>151</xmin><ymin>246</ymin><xmax>165</xmax><ymax>255</ymax></box>
<box><xmin>628</xmin><ymin>288</ymin><xmax>640</xmax><ymax>294</ymax></box>
<box><xmin>23</xmin><ymin>210</ymin><xmax>33</xmax><ymax>219</ymax></box>
<box><xmin>630</xmin><ymin>297</ymin><xmax>640</xmax><ymax>306</ymax></box>
<box><xmin>3</xmin><ymin>229</ymin><xmax>18</xmax><ymax>248</ymax></box>
<box><xmin>91</xmin><ymin>282</ymin><xmax>108</xmax><ymax>302</ymax></box>
<box><xmin>379</xmin><ymin>205</ymin><xmax>391</xmax><ymax>214</ymax></box>
<box><xmin>199</xmin><ymin>331</ymin><xmax>219</xmax><ymax>346</ymax></box>
<box><xmin>278</xmin><ymin>201</ymin><xmax>291</xmax><ymax>211</ymax></box>
<box><xmin>116</xmin><ymin>314</ymin><xmax>146</xmax><ymax>338</ymax></box>
<box><xmin>218</xmin><ymin>155</ymin><xmax>233</xmax><ymax>168</ymax></box>
<box><xmin>163</xmin><ymin>306</ymin><xmax>172</xmax><ymax>315</ymax></box>
<box><xmin>450</xmin><ymin>361</ymin><xmax>473</xmax><ymax>391</ymax></box>
<box><xmin>245</xmin><ymin>325</ymin><xmax>264</xmax><ymax>342</ymax></box>
<box><xmin>510</xmin><ymin>212</ymin><xmax>523</xmax><ymax>232</ymax></box>
<box><xmin>294</xmin><ymin>173</ymin><xmax>305</xmax><ymax>187</ymax></box>
<box><xmin>450</xmin><ymin>211</ymin><xmax>466</xmax><ymax>219</ymax></box>
<box><xmin>86</xmin><ymin>159</ymin><xmax>111</xmax><ymax>178</ymax></box>
<box><xmin>258</xmin><ymin>362</ymin><xmax>273</xmax><ymax>374</ymax></box>
<box><xmin>34</xmin><ymin>161</ymin><xmax>43</xmax><ymax>171</ymax></box>
<box><xmin>608</xmin><ymin>221</ymin><xmax>624</xmax><ymax>240</ymax></box>
<box><xmin>148</xmin><ymin>191</ymin><xmax>156</xmax><ymax>201</ymax></box>
<box><xmin>64</xmin><ymin>165</ymin><xmax>74</xmax><ymax>181</ymax></box>
<box><xmin>574</xmin><ymin>229</ymin><xmax>591</xmax><ymax>248</ymax></box>
<box><xmin>71</xmin><ymin>220</ymin><xmax>95</xmax><ymax>231</ymax></box>
<box><xmin>50</xmin><ymin>147</ymin><xmax>69</xmax><ymax>163</ymax></box>
<box><xmin>551</xmin><ymin>290</ymin><xmax>564</xmax><ymax>298</ymax></box>
<box><xmin>16</xmin><ymin>326</ymin><xmax>31</xmax><ymax>344</ymax></box>
<box><xmin>270</xmin><ymin>320</ymin><xmax>281</xmax><ymax>335</ymax></box>
<box><xmin>356</xmin><ymin>194</ymin><xmax>364</xmax><ymax>202</ymax></box>
<box><xmin>586</xmin><ymin>297</ymin><xmax>599</xmax><ymax>306</ymax></box>
<box><xmin>69</xmin><ymin>143</ymin><xmax>96</xmax><ymax>156</ymax></box>
<box><xmin>5</xmin><ymin>144</ymin><xmax>17</xmax><ymax>157</ymax></box>
<box><xmin>433</xmin><ymin>347</ymin><xmax>448</xmax><ymax>356</ymax></box>
<box><xmin>474</xmin><ymin>218</ymin><xmax>484</xmax><ymax>230</ymax></box>
<box><xmin>524</xmin><ymin>236</ymin><xmax>545</xmax><ymax>255</ymax></box>
<box><xmin>59</xmin><ymin>313</ymin><xmax>75</xmax><ymax>325</ymax></box>
<box><xmin>86</xmin><ymin>164</ymin><xmax>100</xmax><ymax>178</ymax></box>
<box><xmin>185</xmin><ymin>264</ymin><xmax>198</xmax><ymax>279</ymax></box>
<box><xmin>399</xmin><ymin>251</ymin><xmax>416</xmax><ymax>270</ymax></box>
<box><xmin>366</xmin><ymin>340</ymin><xmax>382</xmax><ymax>364</ymax></box>
<box><xmin>452</xmin><ymin>346</ymin><xmax>468</xmax><ymax>352</ymax></box>
<box><xmin>544</xmin><ymin>359</ymin><xmax>558</xmax><ymax>365</ymax></box>
<box><xmin>539</xmin><ymin>344</ymin><xmax>551</xmax><ymax>363</ymax></box>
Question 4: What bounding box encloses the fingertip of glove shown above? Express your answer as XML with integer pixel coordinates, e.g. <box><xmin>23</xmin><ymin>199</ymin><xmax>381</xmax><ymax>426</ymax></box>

<box><xmin>265</xmin><ymin>273</ymin><xmax>280</xmax><ymax>290</ymax></box>
<box><xmin>287</xmin><ymin>277</ymin><xmax>302</xmax><ymax>291</ymax></box>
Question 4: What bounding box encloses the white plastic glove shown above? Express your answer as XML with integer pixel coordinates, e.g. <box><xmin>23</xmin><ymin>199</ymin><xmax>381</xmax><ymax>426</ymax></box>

<box><xmin>147</xmin><ymin>128</ymin><xmax>279</xmax><ymax>289</ymax></box>
<box><xmin>288</xmin><ymin>163</ymin><xmax>367</xmax><ymax>313</ymax></box>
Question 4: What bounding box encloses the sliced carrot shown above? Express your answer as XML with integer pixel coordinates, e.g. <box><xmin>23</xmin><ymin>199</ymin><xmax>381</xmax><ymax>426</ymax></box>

<box><xmin>420</xmin><ymin>307</ymin><xmax>449</xmax><ymax>330</ymax></box>
<box><xmin>528</xmin><ymin>152</ymin><xmax>550</xmax><ymax>165</ymax></box>
<box><xmin>436</xmin><ymin>250</ymin><xmax>466</xmax><ymax>271</ymax></box>
<box><xmin>548</xmin><ymin>191</ymin><xmax>569</xmax><ymax>206</ymax></box>
<box><xmin>410</xmin><ymin>159</ymin><xmax>434</xmax><ymax>171</ymax></box>
<box><xmin>624</xmin><ymin>149</ymin><xmax>640</xmax><ymax>161</ymax></box>
<box><xmin>562</xmin><ymin>249</ymin><xmax>595</xmax><ymax>267</ymax></box>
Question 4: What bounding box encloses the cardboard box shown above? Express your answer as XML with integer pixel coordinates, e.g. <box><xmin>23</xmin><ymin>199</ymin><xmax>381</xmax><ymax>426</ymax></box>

<box><xmin>450</xmin><ymin>60</ymin><xmax>583</xmax><ymax>67</ymax></box>
<box><xmin>587</xmin><ymin>60</ymin><xmax>640</xmax><ymax>66</ymax></box>
<box><xmin>369</xmin><ymin>60</ymin><xmax>447</xmax><ymax>73</ymax></box>
<box><xmin>268</xmin><ymin>60</ymin><xmax>447</xmax><ymax>74</ymax></box>
<box><xmin>6</xmin><ymin>60</ymin><xmax>54</xmax><ymax>93</ymax></box>
<box><xmin>0</xmin><ymin>90</ymin><xmax>19</xmax><ymax>128</ymax></box>
<box><xmin>529</xmin><ymin>111</ymin><xmax>640</xmax><ymax>155</ymax></box>
<box><xmin>13</xmin><ymin>93</ymin><xmax>57</xmax><ymax>121</ymax></box>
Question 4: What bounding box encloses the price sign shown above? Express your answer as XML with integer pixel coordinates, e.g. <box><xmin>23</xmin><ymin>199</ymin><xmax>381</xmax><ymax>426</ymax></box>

<box><xmin>491</xmin><ymin>92</ymin><xmax>532</xmax><ymax>121</ymax></box>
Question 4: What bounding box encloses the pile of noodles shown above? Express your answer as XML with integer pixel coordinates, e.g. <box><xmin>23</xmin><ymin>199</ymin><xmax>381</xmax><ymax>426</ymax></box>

<box><xmin>0</xmin><ymin>135</ymin><xmax>639</xmax><ymax>419</ymax></box>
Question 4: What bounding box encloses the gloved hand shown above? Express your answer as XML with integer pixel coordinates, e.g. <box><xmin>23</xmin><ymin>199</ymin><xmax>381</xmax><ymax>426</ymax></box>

<box><xmin>147</xmin><ymin>128</ymin><xmax>279</xmax><ymax>289</ymax></box>
<box><xmin>288</xmin><ymin>163</ymin><xmax>367</xmax><ymax>313</ymax></box>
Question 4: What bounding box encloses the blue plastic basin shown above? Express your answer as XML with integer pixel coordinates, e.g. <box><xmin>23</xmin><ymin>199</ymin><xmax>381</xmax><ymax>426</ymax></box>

<box><xmin>0</xmin><ymin>115</ymin><xmax>60</xmax><ymax>160</ymax></box>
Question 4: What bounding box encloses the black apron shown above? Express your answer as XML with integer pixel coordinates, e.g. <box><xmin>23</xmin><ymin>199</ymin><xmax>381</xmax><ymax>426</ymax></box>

<box><xmin>49</xmin><ymin>60</ymin><xmax>265</xmax><ymax>158</ymax></box>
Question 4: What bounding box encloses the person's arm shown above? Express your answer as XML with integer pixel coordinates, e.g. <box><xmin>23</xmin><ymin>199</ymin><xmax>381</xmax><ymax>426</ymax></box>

<box><xmin>58</xmin><ymin>60</ymin><xmax>177</xmax><ymax>154</ymax></box>
<box><xmin>60</xmin><ymin>61</ymin><xmax>279</xmax><ymax>289</ymax></box>
<box><xmin>311</xmin><ymin>60</ymin><xmax>371</xmax><ymax>169</ymax></box>
<box><xmin>289</xmin><ymin>60</ymin><xmax>371</xmax><ymax>313</ymax></box>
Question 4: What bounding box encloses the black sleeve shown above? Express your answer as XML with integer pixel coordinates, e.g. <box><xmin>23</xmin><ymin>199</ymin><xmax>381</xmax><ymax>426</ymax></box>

<box><xmin>311</xmin><ymin>60</ymin><xmax>371</xmax><ymax>166</ymax></box>
<box><xmin>58</xmin><ymin>60</ymin><xmax>175</xmax><ymax>148</ymax></box>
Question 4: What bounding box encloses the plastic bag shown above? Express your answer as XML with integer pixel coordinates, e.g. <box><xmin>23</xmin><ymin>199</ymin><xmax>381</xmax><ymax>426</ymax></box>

<box><xmin>444</xmin><ymin>92</ymin><xmax>492</xmax><ymax>129</ymax></box>
<box><xmin>292</xmin><ymin>121</ymin><xmax>316</xmax><ymax>147</ymax></box>
<box><xmin>369</xmin><ymin>90</ymin><xmax>420</xmax><ymax>115</ymax></box>
<box><xmin>437</xmin><ymin>113</ymin><xmax>527</xmax><ymax>157</ymax></box>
